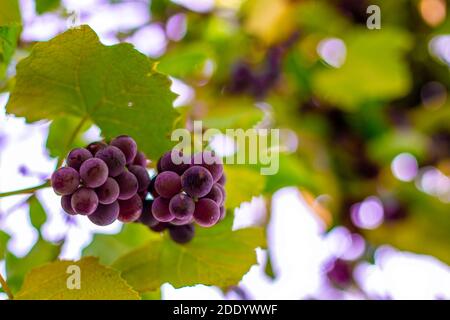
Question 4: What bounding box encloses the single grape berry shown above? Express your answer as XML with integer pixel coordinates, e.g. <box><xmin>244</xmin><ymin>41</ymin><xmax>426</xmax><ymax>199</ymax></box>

<box><xmin>158</xmin><ymin>150</ymin><xmax>189</xmax><ymax>175</ymax></box>
<box><xmin>181</xmin><ymin>166</ymin><xmax>213</xmax><ymax>198</ymax></box>
<box><xmin>79</xmin><ymin>158</ymin><xmax>109</xmax><ymax>188</ymax></box>
<box><xmin>139</xmin><ymin>200</ymin><xmax>158</xmax><ymax>227</ymax></box>
<box><xmin>118</xmin><ymin>194</ymin><xmax>142</xmax><ymax>222</ymax></box>
<box><xmin>133</xmin><ymin>151</ymin><xmax>147</xmax><ymax>167</ymax></box>
<box><xmin>116</xmin><ymin>170</ymin><xmax>139</xmax><ymax>200</ymax></box>
<box><xmin>215</xmin><ymin>183</ymin><xmax>226</xmax><ymax>205</ymax></box>
<box><xmin>155</xmin><ymin>171</ymin><xmax>181</xmax><ymax>199</ymax></box>
<box><xmin>219</xmin><ymin>206</ymin><xmax>226</xmax><ymax>220</ymax></box>
<box><xmin>71</xmin><ymin>187</ymin><xmax>99</xmax><ymax>215</ymax></box>
<box><xmin>66</xmin><ymin>148</ymin><xmax>92</xmax><ymax>171</ymax></box>
<box><xmin>95</xmin><ymin>146</ymin><xmax>126</xmax><ymax>177</ymax></box>
<box><xmin>193</xmin><ymin>198</ymin><xmax>220</xmax><ymax>227</ymax></box>
<box><xmin>151</xmin><ymin>197</ymin><xmax>174</xmax><ymax>222</ymax></box>
<box><xmin>95</xmin><ymin>177</ymin><xmax>120</xmax><ymax>204</ymax></box>
<box><xmin>61</xmin><ymin>194</ymin><xmax>76</xmax><ymax>215</ymax></box>
<box><xmin>192</xmin><ymin>151</ymin><xmax>224</xmax><ymax>183</ymax></box>
<box><xmin>169</xmin><ymin>224</ymin><xmax>195</xmax><ymax>244</ymax></box>
<box><xmin>217</xmin><ymin>174</ymin><xmax>226</xmax><ymax>186</ymax></box>
<box><xmin>204</xmin><ymin>184</ymin><xmax>223</xmax><ymax>206</ymax></box>
<box><xmin>169</xmin><ymin>193</ymin><xmax>195</xmax><ymax>219</ymax></box>
<box><xmin>170</xmin><ymin>216</ymin><xmax>193</xmax><ymax>226</ymax></box>
<box><xmin>128</xmin><ymin>165</ymin><xmax>150</xmax><ymax>192</ymax></box>
<box><xmin>88</xmin><ymin>201</ymin><xmax>120</xmax><ymax>226</ymax></box>
<box><xmin>110</xmin><ymin>135</ymin><xmax>137</xmax><ymax>164</ymax></box>
<box><xmin>86</xmin><ymin>141</ymin><xmax>107</xmax><ymax>156</ymax></box>
<box><xmin>51</xmin><ymin>167</ymin><xmax>80</xmax><ymax>195</ymax></box>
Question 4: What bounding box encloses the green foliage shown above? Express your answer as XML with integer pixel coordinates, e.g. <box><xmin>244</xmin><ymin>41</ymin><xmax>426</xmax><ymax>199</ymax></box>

<box><xmin>224</xmin><ymin>165</ymin><xmax>266</xmax><ymax>208</ymax></box>
<box><xmin>15</xmin><ymin>257</ymin><xmax>140</xmax><ymax>300</ymax></box>
<box><xmin>0</xmin><ymin>25</ymin><xmax>20</xmax><ymax>79</ymax></box>
<box><xmin>28</xmin><ymin>196</ymin><xmax>47</xmax><ymax>231</ymax></box>
<box><xmin>35</xmin><ymin>0</ymin><xmax>61</xmax><ymax>15</ymax></box>
<box><xmin>0</xmin><ymin>0</ymin><xmax>21</xmax><ymax>26</ymax></box>
<box><xmin>6</xmin><ymin>25</ymin><xmax>178</xmax><ymax>160</ymax></box>
<box><xmin>112</xmin><ymin>217</ymin><xmax>265</xmax><ymax>292</ymax></box>
<box><xmin>0</xmin><ymin>231</ymin><xmax>10</xmax><ymax>259</ymax></box>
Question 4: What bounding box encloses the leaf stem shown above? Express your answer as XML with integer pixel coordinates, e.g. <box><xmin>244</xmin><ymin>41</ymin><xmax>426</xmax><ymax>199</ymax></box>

<box><xmin>0</xmin><ymin>272</ymin><xmax>14</xmax><ymax>300</ymax></box>
<box><xmin>56</xmin><ymin>115</ymin><xmax>89</xmax><ymax>168</ymax></box>
<box><xmin>0</xmin><ymin>181</ymin><xmax>50</xmax><ymax>198</ymax></box>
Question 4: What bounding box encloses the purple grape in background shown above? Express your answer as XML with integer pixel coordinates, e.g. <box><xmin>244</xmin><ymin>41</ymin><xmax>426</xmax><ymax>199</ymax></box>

<box><xmin>128</xmin><ymin>165</ymin><xmax>150</xmax><ymax>192</ymax></box>
<box><xmin>217</xmin><ymin>174</ymin><xmax>226</xmax><ymax>186</ymax></box>
<box><xmin>66</xmin><ymin>148</ymin><xmax>92</xmax><ymax>171</ymax></box>
<box><xmin>95</xmin><ymin>146</ymin><xmax>126</xmax><ymax>177</ymax></box>
<box><xmin>169</xmin><ymin>193</ymin><xmax>195</xmax><ymax>219</ymax></box>
<box><xmin>88</xmin><ymin>201</ymin><xmax>120</xmax><ymax>226</ymax></box>
<box><xmin>110</xmin><ymin>135</ymin><xmax>137</xmax><ymax>164</ymax></box>
<box><xmin>95</xmin><ymin>177</ymin><xmax>120</xmax><ymax>204</ymax></box>
<box><xmin>79</xmin><ymin>158</ymin><xmax>109</xmax><ymax>188</ymax></box>
<box><xmin>204</xmin><ymin>184</ymin><xmax>224</xmax><ymax>206</ymax></box>
<box><xmin>192</xmin><ymin>151</ymin><xmax>224</xmax><ymax>182</ymax></box>
<box><xmin>61</xmin><ymin>194</ymin><xmax>76</xmax><ymax>215</ymax></box>
<box><xmin>86</xmin><ymin>141</ymin><xmax>107</xmax><ymax>156</ymax></box>
<box><xmin>118</xmin><ymin>194</ymin><xmax>142</xmax><ymax>222</ymax></box>
<box><xmin>51</xmin><ymin>167</ymin><xmax>80</xmax><ymax>195</ymax></box>
<box><xmin>116</xmin><ymin>170</ymin><xmax>139</xmax><ymax>200</ymax></box>
<box><xmin>158</xmin><ymin>150</ymin><xmax>189</xmax><ymax>175</ymax></box>
<box><xmin>152</xmin><ymin>196</ymin><xmax>174</xmax><ymax>222</ymax></box>
<box><xmin>71</xmin><ymin>187</ymin><xmax>99</xmax><ymax>215</ymax></box>
<box><xmin>155</xmin><ymin>171</ymin><xmax>181</xmax><ymax>198</ymax></box>
<box><xmin>181</xmin><ymin>166</ymin><xmax>213</xmax><ymax>198</ymax></box>
<box><xmin>193</xmin><ymin>198</ymin><xmax>220</xmax><ymax>227</ymax></box>
<box><xmin>169</xmin><ymin>224</ymin><xmax>195</xmax><ymax>244</ymax></box>
<box><xmin>133</xmin><ymin>151</ymin><xmax>148</xmax><ymax>167</ymax></box>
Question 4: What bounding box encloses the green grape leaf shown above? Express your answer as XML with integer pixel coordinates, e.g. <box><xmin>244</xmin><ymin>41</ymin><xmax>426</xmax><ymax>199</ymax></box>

<box><xmin>82</xmin><ymin>224</ymin><xmax>159</xmax><ymax>265</ymax></box>
<box><xmin>15</xmin><ymin>257</ymin><xmax>140</xmax><ymax>300</ymax></box>
<box><xmin>312</xmin><ymin>28</ymin><xmax>412</xmax><ymax>110</ymax></box>
<box><xmin>28</xmin><ymin>195</ymin><xmax>47</xmax><ymax>231</ymax></box>
<box><xmin>112</xmin><ymin>217</ymin><xmax>265</xmax><ymax>292</ymax></box>
<box><xmin>46</xmin><ymin>116</ymin><xmax>91</xmax><ymax>158</ymax></box>
<box><xmin>0</xmin><ymin>0</ymin><xmax>21</xmax><ymax>26</ymax></box>
<box><xmin>0</xmin><ymin>230</ymin><xmax>10</xmax><ymax>259</ymax></box>
<box><xmin>6</xmin><ymin>25</ymin><xmax>178</xmax><ymax>160</ymax></box>
<box><xmin>6</xmin><ymin>238</ymin><xmax>61</xmax><ymax>293</ymax></box>
<box><xmin>35</xmin><ymin>0</ymin><xmax>61</xmax><ymax>15</ymax></box>
<box><xmin>0</xmin><ymin>25</ymin><xmax>20</xmax><ymax>79</ymax></box>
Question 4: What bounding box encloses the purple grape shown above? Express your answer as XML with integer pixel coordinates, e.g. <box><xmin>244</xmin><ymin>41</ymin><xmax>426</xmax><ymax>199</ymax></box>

<box><xmin>95</xmin><ymin>177</ymin><xmax>119</xmax><ymax>204</ymax></box>
<box><xmin>148</xmin><ymin>175</ymin><xmax>159</xmax><ymax>198</ymax></box>
<box><xmin>170</xmin><ymin>216</ymin><xmax>193</xmax><ymax>226</ymax></box>
<box><xmin>159</xmin><ymin>150</ymin><xmax>189</xmax><ymax>175</ymax></box>
<box><xmin>169</xmin><ymin>193</ymin><xmax>195</xmax><ymax>219</ymax></box>
<box><xmin>216</xmin><ymin>183</ymin><xmax>226</xmax><ymax>205</ymax></box>
<box><xmin>192</xmin><ymin>151</ymin><xmax>224</xmax><ymax>183</ymax></box>
<box><xmin>219</xmin><ymin>206</ymin><xmax>226</xmax><ymax>220</ymax></box>
<box><xmin>51</xmin><ymin>167</ymin><xmax>80</xmax><ymax>195</ymax></box>
<box><xmin>86</xmin><ymin>141</ymin><xmax>107</xmax><ymax>156</ymax></box>
<box><xmin>71</xmin><ymin>187</ymin><xmax>98</xmax><ymax>215</ymax></box>
<box><xmin>151</xmin><ymin>197</ymin><xmax>175</xmax><ymax>222</ymax></box>
<box><xmin>138</xmin><ymin>190</ymin><xmax>148</xmax><ymax>200</ymax></box>
<box><xmin>128</xmin><ymin>165</ymin><xmax>150</xmax><ymax>192</ymax></box>
<box><xmin>326</xmin><ymin>259</ymin><xmax>353</xmax><ymax>287</ymax></box>
<box><xmin>133</xmin><ymin>151</ymin><xmax>147</xmax><ymax>167</ymax></box>
<box><xmin>95</xmin><ymin>146</ymin><xmax>126</xmax><ymax>177</ymax></box>
<box><xmin>181</xmin><ymin>166</ymin><xmax>213</xmax><ymax>198</ymax></box>
<box><xmin>79</xmin><ymin>158</ymin><xmax>109</xmax><ymax>188</ymax></box>
<box><xmin>169</xmin><ymin>224</ymin><xmax>195</xmax><ymax>244</ymax></box>
<box><xmin>118</xmin><ymin>194</ymin><xmax>142</xmax><ymax>222</ymax></box>
<box><xmin>110</xmin><ymin>135</ymin><xmax>137</xmax><ymax>164</ymax></box>
<box><xmin>193</xmin><ymin>198</ymin><xmax>220</xmax><ymax>227</ymax></box>
<box><xmin>88</xmin><ymin>201</ymin><xmax>120</xmax><ymax>226</ymax></box>
<box><xmin>217</xmin><ymin>174</ymin><xmax>226</xmax><ymax>186</ymax></box>
<box><xmin>204</xmin><ymin>184</ymin><xmax>223</xmax><ymax>206</ymax></box>
<box><xmin>116</xmin><ymin>170</ymin><xmax>139</xmax><ymax>200</ymax></box>
<box><xmin>155</xmin><ymin>171</ymin><xmax>181</xmax><ymax>199</ymax></box>
<box><xmin>150</xmin><ymin>222</ymin><xmax>169</xmax><ymax>232</ymax></box>
<box><xmin>61</xmin><ymin>194</ymin><xmax>76</xmax><ymax>215</ymax></box>
<box><xmin>139</xmin><ymin>200</ymin><xmax>170</xmax><ymax>232</ymax></box>
<box><xmin>66</xmin><ymin>148</ymin><xmax>92</xmax><ymax>171</ymax></box>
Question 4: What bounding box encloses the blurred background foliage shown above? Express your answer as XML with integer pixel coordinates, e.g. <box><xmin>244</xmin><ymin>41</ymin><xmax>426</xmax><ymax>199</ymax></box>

<box><xmin>1</xmin><ymin>0</ymin><xmax>450</xmax><ymax>298</ymax></box>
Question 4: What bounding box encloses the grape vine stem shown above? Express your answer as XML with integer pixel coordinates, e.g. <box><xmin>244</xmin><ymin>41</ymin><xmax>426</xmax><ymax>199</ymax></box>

<box><xmin>56</xmin><ymin>115</ymin><xmax>89</xmax><ymax>168</ymax></box>
<box><xmin>0</xmin><ymin>272</ymin><xmax>13</xmax><ymax>300</ymax></box>
<box><xmin>0</xmin><ymin>181</ymin><xmax>50</xmax><ymax>198</ymax></box>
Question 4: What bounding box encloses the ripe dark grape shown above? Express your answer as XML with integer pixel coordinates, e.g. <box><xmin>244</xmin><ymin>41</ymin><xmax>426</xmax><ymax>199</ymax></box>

<box><xmin>128</xmin><ymin>165</ymin><xmax>150</xmax><ymax>192</ymax></box>
<box><xmin>95</xmin><ymin>146</ymin><xmax>126</xmax><ymax>177</ymax></box>
<box><xmin>66</xmin><ymin>148</ymin><xmax>92</xmax><ymax>171</ymax></box>
<box><xmin>193</xmin><ymin>198</ymin><xmax>220</xmax><ymax>227</ymax></box>
<box><xmin>148</xmin><ymin>175</ymin><xmax>159</xmax><ymax>198</ymax></box>
<box><xmin>79</xmin><ymin>158</ymin><xmax>109</xmax><ymax>188</ymax></box>
<box><xmin>86</xmin><ymin>141</ymin><xmax>107</xmax><ymax>156</ymax></box>
<box><xmin>88</xmin><ymin>201</ymin><xmax>120</xmax><ymax>226</ymax></box>
<box><xmin>169</xmin><ymin>193</ymin><xmax>195</xmax><ymax>219</ymax></box>
<box><xmin>51</xmin><ymin>167</ymin><xmax>80</xmax><ymax>195</ymax></box>
<box><xmin>171</xmin><ymin>216</ymin><xmax>193</xmax><ymax>226</ymax></box>
<box><xmin>229</xmin><ymin>62</ymin><xmax>254</xmax><ymax>93</ymax></box>
<box><xmin>158</xmin><ymin>150</ymin><xmax>189</xmax><ymax>175</ymax></box>
<box><xmin>151</xmin><ymin>197</ymin><xmax>174</xmax><ymax>222</ymax></box>
<box><xmin>110</xmin><ymin>135</ymin><xmax>137</xmax><ymax>164</ymax></box>
<box><xmin>95</xmin><ymin>177</ymin><xmax>119</xmax><ymax>204</ymax></box>
<box><xmin>169</xmin><ymin>224</ymin><xmax>195</xmax><ymax>244</ymax></box>
<box><xmin>61</xmin><ymin>194</ymin><xmax>76</xmax><ymax>215</ymax></box>
<box><xmin>133</xmin><ymin>151</ymin><xmax>147</xmax><ymax>167</ymax></box>
<box><xmin>216</xmin><ymin>183</ymin><xmax>226</xmax><ymax>205</ymax></box>
<box><xmin>192</xmin><ymin>151</ymin><xmax>224</xmax><ymax>182</ymax></box>
<box><xmin>116</xmin><ymin>170</ymin><xmax>139</xmax><ymax>200</ymax></box>
<box><xmin>219</xmin><ymin>206</ymin><xmax>226</xmax><ymax>220</ymax></box>
<box><xmin>204</xmin><ymin>184</ymin><xmax>223</xmax><ymax>206</ymax></box>
<box><xmin>118</xmin><ymin>194</ymin><xmax>142</xmax><ymax>222</ymax></box>
<box><xmin>139</xmin><ymin>199</ymin><xmax>158</xmax><ymax>227</ymax></box>
<box><xmin>181</xmin><ymin>166</ymin><xmax>213</xmax><ymax>198</ymax></box>
<box><xmin>217</xmin><ymin>174</ymin><xmax>226</xmax><ymax>186</ymax></box>
<box><xmin>71</xmin><ymin>187</ymin><xmax>99</xmax><ymax>215</ymax></box>
<box><xmin>155</xmin><ymin>171</ymin><xmax>181</xmax><ymax>198</ymax></box>
<box><xmin>151</xmin><ymin>222</ymin><xmax>169</xmax><ymax>232</ymax></box>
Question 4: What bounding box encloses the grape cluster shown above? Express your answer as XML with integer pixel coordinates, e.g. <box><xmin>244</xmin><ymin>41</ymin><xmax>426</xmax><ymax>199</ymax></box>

<box><xmin>138</xmin><ymin>150</ymin><xmax>226</xmax><ymax>244</ymax></box>
<box><xmin>51</xmin><ymin>135</ymin><xmax>150</xmax><ymax>226</ymax></box>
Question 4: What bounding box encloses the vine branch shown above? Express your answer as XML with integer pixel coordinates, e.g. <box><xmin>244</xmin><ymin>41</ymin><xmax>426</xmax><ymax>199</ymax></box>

<box><xmin>0</xmin><ymin>272</ymin><xmax>13</xmax><ymax>300</ymax></box>
<box><xmin>0</xmin><ymin>181</ymin><xmax>50</xmax><ymax>199</ymax></box>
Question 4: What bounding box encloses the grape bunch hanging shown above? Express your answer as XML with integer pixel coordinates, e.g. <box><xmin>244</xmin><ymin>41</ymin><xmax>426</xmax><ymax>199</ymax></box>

<box><xmin>51</xmin><ymin>136</ymin><xmax>226</xmax><ymax>244</ymax></box>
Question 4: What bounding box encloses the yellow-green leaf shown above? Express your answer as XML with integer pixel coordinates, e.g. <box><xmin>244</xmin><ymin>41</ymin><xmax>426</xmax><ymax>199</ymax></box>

<box><xmin>224</xmin><ymin>165</ymin><xmax>266</xmax><ymax>208</ymax></box>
